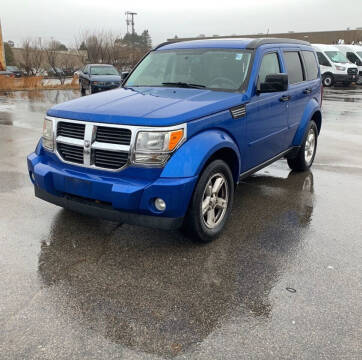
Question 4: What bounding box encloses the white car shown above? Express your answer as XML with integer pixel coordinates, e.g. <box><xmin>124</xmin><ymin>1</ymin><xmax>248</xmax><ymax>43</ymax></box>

<box><xmin>312</xmin><ymin>44</ymin><xmax>359</xmax><ymax>87</ymax></box>
<box><xmin>335</xmin><ymin>44</ymin><xmax>362</xmax><ymax>83</ymax></box>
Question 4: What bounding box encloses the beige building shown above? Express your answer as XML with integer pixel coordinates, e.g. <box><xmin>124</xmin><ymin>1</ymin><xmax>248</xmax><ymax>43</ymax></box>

<box><xmin>168</xmin><ymin>29</ymin><xmax>362</xmax><ymax>45</ymax></box>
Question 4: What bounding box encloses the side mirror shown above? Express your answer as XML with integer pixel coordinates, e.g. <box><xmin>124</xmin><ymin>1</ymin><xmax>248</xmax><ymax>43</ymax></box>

<box><xmin>258</xmin><ymin>73</ymin><xmax>288</xmax><ymax>93</ymax></box>
<box><xmin>121</xmin><ymin>72</ymin><xmax>129</xmax><ymax>81</ymax></box>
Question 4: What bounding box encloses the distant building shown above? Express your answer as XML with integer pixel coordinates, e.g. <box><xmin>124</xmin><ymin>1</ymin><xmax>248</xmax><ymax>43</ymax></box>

<box><xmin>167</xmin><ymin>29</ymin><xmax>362</xmax><ymax>45</ymax></box>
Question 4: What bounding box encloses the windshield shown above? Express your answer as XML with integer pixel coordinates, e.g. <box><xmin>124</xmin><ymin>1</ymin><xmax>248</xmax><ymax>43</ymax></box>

<box><xmin>125</xmin><ymin>49</ymin><xmax>252</xmax><ymax>91</ymax></box>
<box><xmin>325</xmin><ymin>51</ymin><xmax>349</xmax><ymax>64</ymax></box>
<box><xmin>90</xmin><ymin>66</ymin><xmax>119</xmax><ymax>76</ymax></box>
<box><xmin>357</xmin><ymin>51</ymin><xmax>362</xmax><ymax>59</ymax></box>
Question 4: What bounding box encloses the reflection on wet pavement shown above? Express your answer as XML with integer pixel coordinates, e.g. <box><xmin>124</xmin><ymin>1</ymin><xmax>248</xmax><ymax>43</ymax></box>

<box><xmin>0</xmin><ymin>90</ymin><xmax>79</xmax><ymax>128</ymax></box>
<box><xmin>36</xmin><ymin>171</ymin><xmax>314</xmax><ymax>356</ymax></box>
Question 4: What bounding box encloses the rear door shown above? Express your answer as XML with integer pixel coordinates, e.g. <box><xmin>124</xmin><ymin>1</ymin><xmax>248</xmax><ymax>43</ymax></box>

<box><xmin>246</xmin><ymin>49</ymin><xmax>289</xmax><ymax>169</ymax></box>
<box><xmin>281</xmin><ymin>50</ymin><xmax>310</xmax><ymax>145</ymax></box>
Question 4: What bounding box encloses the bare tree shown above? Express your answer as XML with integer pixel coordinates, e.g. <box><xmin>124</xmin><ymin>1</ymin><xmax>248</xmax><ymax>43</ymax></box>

<box><xmin>43</xmin><ymin>40</ymin><xmax>65</xmax><ymax>84</ymax></box>
<box><xmin>18</xmin><ymin>38</ymin><xmax>44</xmax><ymax>76</ymax></box>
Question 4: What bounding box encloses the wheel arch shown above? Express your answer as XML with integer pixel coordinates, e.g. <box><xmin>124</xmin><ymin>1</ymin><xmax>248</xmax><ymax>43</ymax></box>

<box><xmin>292</xmin><ymin>99</ymin><xmax>322</xmax><ymax>146</ymax></box>
<box><xmin>161</xmin><ymin>129</ymin><xmax>241</xmax><ymax>184</ymax></box>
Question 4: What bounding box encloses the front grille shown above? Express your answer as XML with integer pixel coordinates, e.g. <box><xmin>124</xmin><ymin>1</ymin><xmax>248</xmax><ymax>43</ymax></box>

<box><xmin>93</xmin><ymin>149</ymin><xmax>128</xmax><ymax>169</ymax></box>
<box><xmin>54</xmin><ymin>119</ymin><xmax>132</xmax><ymax>171</ymax></box>
<box><xmin>95</xmin><ymin>126</ymin><xmax>131</xmax><ymax>145</ymax></box>
<box><xmin>57</xmin><ymin>121</ymin><xmax>85</xmax><ymax>139</ymax></box>
<box><xmin>347</xmin><ymin>68</ymin><xmax>358</xmax><ymax>75</ymax></box>
<box><xmin>359</xmin><ymin>71</ymin><xmax>362</xmax><ymax>76</ymax></box>
<box><xmin>57</xmin><ymin>143</ymin><xmax>84</xmax><ymax>164</ymax></box>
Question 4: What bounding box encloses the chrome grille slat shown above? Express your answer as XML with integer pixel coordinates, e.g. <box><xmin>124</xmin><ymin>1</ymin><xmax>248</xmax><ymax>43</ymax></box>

<box><xmin>95</xmin><ymin>126</ymin><xmax>131</xmax><ymax>145</ymax></box>
<box><xmin>57</xmin><ymin>122</ymin><xmax>85</xmax><ymax>139</ymax></box>
<box><xmin>57</xmin><ymin>143</ymin><xmax>84</xmax><ymax>164</ymax></box>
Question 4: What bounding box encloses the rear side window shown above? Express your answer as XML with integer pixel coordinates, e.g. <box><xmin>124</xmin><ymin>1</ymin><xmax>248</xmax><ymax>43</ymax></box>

<box><xmin>316</xmin><ymin>52</ymin><xmax>331</xmax><ymax>67</ymax></box>
<box><xmin>302</xmin><ymin>51</ymin><xmax>319</xmax><ymax>80</ymax></box>
<box><xmin>283</xmin><ymin>51</ymin><xmax>304</xmax><ymax>84</ymax></box>
<box><xmin>258</xmin><ymin>53</ymin><xmax>281</xmax><ymax>83</ymax></box>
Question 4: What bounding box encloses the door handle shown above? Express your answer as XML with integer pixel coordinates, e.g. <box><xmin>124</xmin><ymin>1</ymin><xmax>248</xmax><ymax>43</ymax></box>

<box><xmin>279</xmin><ymin>95</ymin><xmax>291</xmax><ymax>102</ymax></box>
<box><xmin>303</xmin><ymin>88</ymin><xmax>312</xmax><ymax>94</ymax></box>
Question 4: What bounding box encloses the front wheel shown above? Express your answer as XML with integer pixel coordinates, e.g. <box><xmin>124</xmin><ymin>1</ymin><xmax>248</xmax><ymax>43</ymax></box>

<box><xmin>183</xmin><ymin>159</ymin><xmax>234</xmax><ymax>243</ymax></box>
<box><xmin>322</xmin><ymin>74</ymin><xmax>333</xmax><ymax>87</ymax></box>
<box><xmin>287</xmin><ymin>120</ymin><xmax>318</xmax><ymax>172</ymax></box>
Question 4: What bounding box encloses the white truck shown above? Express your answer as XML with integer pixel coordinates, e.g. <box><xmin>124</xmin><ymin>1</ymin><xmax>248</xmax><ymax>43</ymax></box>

<box><xmin>335</xmin><ymin>44</ymin><xmax>362</xmax><ymax>84</ymax></box>
<box><xmin>312</xmin><ymin>44</ymin><xmax>359</xmax><ymax>87</ymax></box>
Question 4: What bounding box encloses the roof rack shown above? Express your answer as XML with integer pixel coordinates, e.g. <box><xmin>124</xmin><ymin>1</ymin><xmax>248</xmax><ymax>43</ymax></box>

<box><xmin>246</xmin><ymin>37</ymin><xmax>310</xmax><ymax>49</ymax></box>
<box><xmin>153</xmin><ymin>37</ymin><xmax>310</xmax><ymax>51</ymax></box>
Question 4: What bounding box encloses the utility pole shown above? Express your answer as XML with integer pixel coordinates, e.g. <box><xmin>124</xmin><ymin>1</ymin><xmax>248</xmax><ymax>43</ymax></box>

<box><xmin>125</xmin><ymin>11</ymin><xmax>137</xmax><ymax>34</ymax></box>
<box><xmin>0</xmin><ymin>19</ymin><xmax>6</xmax><ymax>71</ymax></box>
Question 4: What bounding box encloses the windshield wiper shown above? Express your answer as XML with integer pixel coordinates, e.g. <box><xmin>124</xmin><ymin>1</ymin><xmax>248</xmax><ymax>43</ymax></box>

<box><xmin>162</xmin><ymin>82</ymin><xmax>206</xmax><ymax>89</ymax></box>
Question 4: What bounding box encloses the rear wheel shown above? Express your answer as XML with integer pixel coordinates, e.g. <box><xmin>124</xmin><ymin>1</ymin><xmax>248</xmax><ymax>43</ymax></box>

<box><xmin>322</xmin><ymin>74</ymin><xmax>333</xmax><ymax>87</ymax></box>
<box><xmin>183</xmin><ymin>159</ymin><xmax>234</xmax><ymax>243</ymax></box>
<box><xmin>287</xmin><ymin>120</ymin><xmax>318</xmax><ymax>172</ymax></box>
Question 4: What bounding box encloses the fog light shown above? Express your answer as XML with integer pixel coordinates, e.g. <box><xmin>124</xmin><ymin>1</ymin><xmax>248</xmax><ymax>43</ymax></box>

<box><xmin>154</xmin><ymin>198</ymin><xmax>166</xmax><ymax>211</ymax></box>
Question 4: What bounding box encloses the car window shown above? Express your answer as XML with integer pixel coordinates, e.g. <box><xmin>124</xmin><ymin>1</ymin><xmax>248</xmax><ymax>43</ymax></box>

<box><xmin>283</xmin><ymin>51</ymin><xmax>304</xmax><ymax>84</ymax></box>
<box><xmin>316</xmin><ymin>52</ymin><xmax>331</xmax><ymax>67</ymax></box>
<box><xmin>325</xmin><ymin>51</ymin><xmax>348</xmax><ymax>64</ymax></box>
<box><xmin>125</xmin><ymin>49</ymin><xmax>252</xmax><ymax>91</ymax></box>
<box><xmin>258</xmin><ymin>52</ymin><xmax>281</xmax><ymax>84</ymax></box>
<box><xmin>346</xmin><ymin>52</ymin><xmax>362</xmax><ymax>66</ymax></box>
<box><xmin>302</xmin><ymin>51</ymin><xmax>319</xmax><ymax>80</ymax></box>
<box><xmin>90</xmin><ymin>66</ymin><xmax>119</xmax><ymax>76</ymax></box>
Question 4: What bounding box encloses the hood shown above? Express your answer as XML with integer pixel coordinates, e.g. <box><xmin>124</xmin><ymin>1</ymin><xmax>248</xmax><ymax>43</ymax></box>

<box><xmin>90</xmin><ymin>74</ymin><xmax>121</xmax><ymax>82</ymax></box>
<box><xmin>47</xmin><ymin>87</ymin><xmax>246</xmax><ymax>126</ymax></box>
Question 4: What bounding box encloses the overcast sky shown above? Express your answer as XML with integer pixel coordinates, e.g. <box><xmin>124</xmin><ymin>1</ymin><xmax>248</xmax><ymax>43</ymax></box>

<box><xmin>1</xmin><ymin>0</ymin><xmax>361</xmax><ymax>47</ymax></box>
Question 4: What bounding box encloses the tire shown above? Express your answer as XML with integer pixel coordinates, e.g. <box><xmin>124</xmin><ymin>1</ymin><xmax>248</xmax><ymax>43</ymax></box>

<box><xmin>287</xmin><ymin>120</ymin><xmax>318</xmax><ymax>172</ymax></box>
<box><xmin>183</xmin><ymin>159</ymin><xmax>234</xmax><ymax>243</ymax></box>
<box><xmin>80</xmin><ymin>83</ymin><xmax>86</xmax><ymax>96</ymax></box>
<box><xmin>322</xmin><ymin>74</ymin><xmax>333</xmax><ymax>87</ymax></box>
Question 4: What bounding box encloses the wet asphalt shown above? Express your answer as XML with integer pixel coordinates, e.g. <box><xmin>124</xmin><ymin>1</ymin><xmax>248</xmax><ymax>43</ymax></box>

<box><xmin>0</xmin><ymin>88</ymin><xmax>361</xmax><ymax>359</ymax></box>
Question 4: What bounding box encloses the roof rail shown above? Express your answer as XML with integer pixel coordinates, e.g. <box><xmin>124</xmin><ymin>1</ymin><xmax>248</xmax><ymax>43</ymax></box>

<box><xmin>153</xmin><ymin>40</ymin><xmax>181</xmax><ymax>50</ymax></box>
<box><xmin>246</xmin><ymin>37</ymin><xmax>310</xmax><ymax>49</ymax></box>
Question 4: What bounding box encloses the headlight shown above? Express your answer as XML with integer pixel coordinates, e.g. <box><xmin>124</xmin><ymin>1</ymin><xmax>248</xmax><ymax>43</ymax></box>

<box><xmin>133</xmin><ymin>128</ymin><xmax>185</xmax><ymax>166</ymax></box>
<box><xmin>335</xmin><ymin>65</ymin><xmax>346</xmax><ymax>71</ymax></box>
<box><xmin>42</xmin><ymin>118</ymin><xmax>54</xmax><ymax>151</ymax></box>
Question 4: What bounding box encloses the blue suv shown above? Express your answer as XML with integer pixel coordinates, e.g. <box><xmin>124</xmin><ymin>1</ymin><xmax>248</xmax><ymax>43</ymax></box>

<box><xmin>28</xmin><ymin>38</ymin><xmax>322</xmax><ymax>242</ymax></box>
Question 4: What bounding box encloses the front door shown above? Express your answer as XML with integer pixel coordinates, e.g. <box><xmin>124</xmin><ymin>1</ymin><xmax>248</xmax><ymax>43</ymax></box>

<box><xmin>246</xmin><ymin>50</ymin><xmax>289</xmax><ymax>170</ymax></box>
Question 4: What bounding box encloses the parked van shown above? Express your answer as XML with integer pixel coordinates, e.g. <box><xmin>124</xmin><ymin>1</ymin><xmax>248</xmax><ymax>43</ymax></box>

<box><xmin>28</xmin><ymin>38</ymin><xmax>322</xmax><ymax>242</ymax></box>
<box><xmin>335</xmin><ymin>44</ymin><xmax>362</xmax><ymax>82</ymax></box>
<box><xmin>312</xmin><ymin>44</ymin><xmax>359</xmax><ymax>87</ymax></box>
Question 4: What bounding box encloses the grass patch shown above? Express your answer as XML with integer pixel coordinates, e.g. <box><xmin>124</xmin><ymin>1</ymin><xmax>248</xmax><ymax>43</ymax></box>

<box><xmin>0</xmin><ymin>76</ymin><xmax>79</xmax><ymax>91</ymax></box>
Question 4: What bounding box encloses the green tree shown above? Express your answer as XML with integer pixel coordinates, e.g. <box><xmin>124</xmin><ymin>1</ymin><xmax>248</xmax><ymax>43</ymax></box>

<box><xmin>4</xmin><ymin>42</ymin><xmax>15</xmax><ymax>65</ymax></box>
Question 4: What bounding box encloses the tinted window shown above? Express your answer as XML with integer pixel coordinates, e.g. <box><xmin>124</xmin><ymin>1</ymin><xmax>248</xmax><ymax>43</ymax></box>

<box><xmin>302</xmin><ymin>51</ymin><xmax>319</xmax><ymax>80</ymax></box>
<box><xmin>258</xmin><ymin>53</ymin><xmax>281</xmax><ymax>83</ymax></box>
<box><xmin>283</xmin><ymin>51</ymin><xmax>304</xmax><ymax>84</ymax></box>
<box><xmin>346</xmin><ymin>52</ymin><xmax>362</xmax><ymax>66</ymax></box>
<box><xmin>316</xmin><ymin>52</ymin><xmax>331</xmax><ymax>67</ymax></box>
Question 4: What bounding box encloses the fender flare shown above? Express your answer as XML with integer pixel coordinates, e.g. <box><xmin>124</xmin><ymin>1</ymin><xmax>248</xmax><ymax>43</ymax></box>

<box><xmin>161</xmin><ymin>129</ymin><xmax>241</xmax><ymax>181</ymax></box>
<box><xmin>292</xmin><ymin>98</ymin><xmax>321</xmax><ymax>146</ymax></box>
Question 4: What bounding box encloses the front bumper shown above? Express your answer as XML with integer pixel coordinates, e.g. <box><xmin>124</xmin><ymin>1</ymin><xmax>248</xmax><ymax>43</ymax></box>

<box><xmin>91</xmin><ymin>84</ymin><xmax>120</xmax><ymax>93</ymax></box>
<box><xmin>27</xmin><ymin>144</ymin><xmax>197</xmax><ymax>230</ymax></box>
<box><xmin>34</xmin><ymin>186</ymin><xmax>183</xmax><ymax>230</ymax></box>
<box><xmin>333</xmin><ymin>73</ymin><xmax>359</xmax><ymax>83</ymax></box>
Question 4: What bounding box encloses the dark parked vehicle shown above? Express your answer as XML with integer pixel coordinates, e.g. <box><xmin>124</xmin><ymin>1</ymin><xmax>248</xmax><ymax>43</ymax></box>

<box><xmin>79</xmin><ymin>64</ymin><xmax>121</xmax><ymax>95</ymax></box>
<box><xmin>7</xmin><ymin>66</ymin><xmax>23</xmax><ymax>78</ymax></box>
